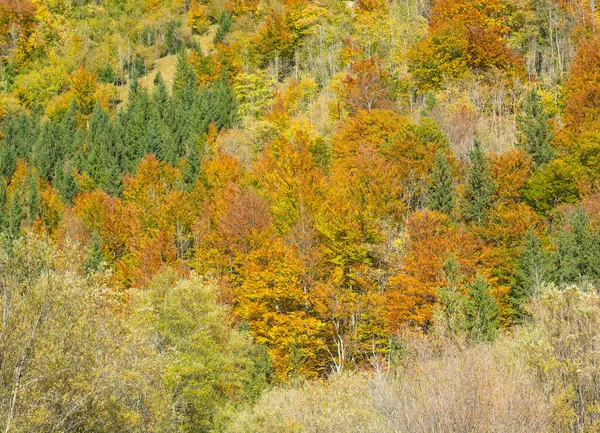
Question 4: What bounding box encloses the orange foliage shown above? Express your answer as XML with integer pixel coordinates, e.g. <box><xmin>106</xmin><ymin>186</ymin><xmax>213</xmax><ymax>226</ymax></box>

<box><xmin>491</xmin><ymin>149</ymin><xmax>532</xmax><ymax>203</ymax></box>
<box><xmin>341</xmin><ymin>57</ymin><xmax>391</xmax><ymax>112</ymax></box>
<box><xmin>386</xmin><ymin>210</ymin><xmax>488</xmax><ymax>332</ymax></box>
<box><xmin>563</xmin><ymin>36</ymin><xmax>600</xmax><ymax>135</ymax></box>
<box><xmin>233</xmin><ymin>238</ymin><xmax>325</xmax><ymax>380</ymax></box>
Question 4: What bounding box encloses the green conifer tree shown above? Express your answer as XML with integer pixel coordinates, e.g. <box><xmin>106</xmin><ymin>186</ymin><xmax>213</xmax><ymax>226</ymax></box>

<box><xmin>512</xmin><ymin>228</ymin><xmax>551</xmax><ymax>318</ymax></box>
<box><xmin>84</xmin><ymin>231</ymin><xmax>105</xmax><ymax>274</ymax></box>
<box><xmin>435</xmin><ymin>254</ymin><xmax>469</xmax><ymax>338</ymax></box>
<box><xmin>26</xmin><ymin>174</ymin><xmax>39</xmax><ymax>226</ymax></box>
<box><xmin>462</xmin><ymin>138</ymin><xmax>495</xmax><ymax>224</ymax></box>
<box><xmin>516</xmin><ymin>88</ymin><xmax>554</xmax><ymax>168</ymax></box>
<box><xmin>214</xmin><ymin>10</ymin><xmax>235</xmax><ymax>43</ymax></box>
<box><xmin>427</xmin><ymin>149</ymin><xmax>454</xmax><ymax>215</ymax></box>
<box><xmin>173</xmin><ymin>50</ymin><xmax>197</xmax><ymax>106</ymax></box>
<box><xmin>6</xmin><ymin>189</ymin><xmax>24</xmax><ymax>238</ymax></box>
<box><xmin>465</xmin><ymin>276</ymin><xmax>500</xmax><ymax>341</ymax></box>
<box><xmin>554</xmin><ymin>208</ymin><xmax>600</xmax><ymax>286</ymax></box>
<box><xmin>209</xmin><ymin>76</ymin><xmax>237</xmax><ymax>129</ymax></box>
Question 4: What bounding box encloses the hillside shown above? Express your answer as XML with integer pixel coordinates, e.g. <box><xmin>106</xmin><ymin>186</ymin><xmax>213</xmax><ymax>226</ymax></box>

<box><xmin>1</xmin><ymin>0</ymin><xmax>600</xmax><ymax>431</ymax></box>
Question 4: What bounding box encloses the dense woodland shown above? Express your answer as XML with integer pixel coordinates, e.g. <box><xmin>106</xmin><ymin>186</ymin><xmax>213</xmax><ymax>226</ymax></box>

<box><xmin>2</xmin><ymin>0</ymin><xmax>600</xmax><ymax>431</ymax></box>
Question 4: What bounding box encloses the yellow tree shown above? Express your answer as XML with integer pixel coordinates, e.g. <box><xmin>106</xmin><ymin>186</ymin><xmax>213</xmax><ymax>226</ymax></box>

<box><xmin>233</xmin><ymin>238</ymin><xmax>325</xmax><ymax>380</ymax></box>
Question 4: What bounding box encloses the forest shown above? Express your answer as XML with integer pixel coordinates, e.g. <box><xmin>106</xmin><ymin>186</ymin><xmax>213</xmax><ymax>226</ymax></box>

<box><xmin>1</xmin><ymin>0</ymin><xmax>600</xmax><ymax>431</ymax></box>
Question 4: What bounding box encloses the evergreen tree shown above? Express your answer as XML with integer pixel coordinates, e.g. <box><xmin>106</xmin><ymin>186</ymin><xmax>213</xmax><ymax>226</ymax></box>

<box><xmin>0</xmin><ymin>177</ymin><xmax>7</xmax><ymax>230</ymax></box>
<box><xmin>182</xmin><ymin>134</ymin><xmax>203</xmax><ymax>185</ymax></box>
<box><xmin>462</xmin><ymin>138</ymin><xmax>495</xmax><ymax>224</ymax></box>
<box><xmin>427</xmin><ymin>149</ymin><xmax>454</xmax><ymax>214</ymax></box>
<box><xmin>101</xmin><ymin>153</ymin><xmax>123</xmax><ymax>197</ymax></box>
<box><xmin>58</xmin><ymin>101</ymin><xmax>80</xmax><ymax>158</ymax></box>
<box><xmin>6</xmin><ymin>189</ymin><xmax>23</xmax><ymax>238</ymax></box>
<box><xmin>516</xmin><ymin>88</ymin><xmax>554</xmax><ymax>168</ymax></box>
<box><xmin>173</xmin><ymin>50</ymin><xmax>197</xmax><ymax>106</ymax></box>
<box><xmin>33</xmin><ymin>120</ymin><xmax>60</xmax><ymax>180</ymax></box>
<box><xmin>152</xmin><ymin>72</ymin><xmax>169</xmax><ymax>119</ymax></box>
<box><xmin>214</xmin><ymin>11</ymin><xmax>235</xmax><ymax>43</ymax></box>
<box><xmin>435</xmin><ymin>254</ymin><xmax>469</xmax><ymax>338</ymax></box>
<box><xmin>0</xmin><ymin>135</ymin><xmax>18</xmax><ymax>178</ymax></box>
<box><xmin>100</xmin><ymin>63</ymin><xmax>116</xmax><ymax>84</ymax></box>
<box><xmin>465</xmin><ymin>276</ymin><xmax>500</xmax><ymax>341</ymax></box>
<box><xmin>209</xmin><ymin>76</ymin><xmax>238</xmax><ymax>129</ymax></box>
<box><xmin>54</xmin><ymin>160</ymin><xmax>79</xmax><ymax>204</ymax></box>
<box><xmin>84</xmin><ymin>231</ymin><xmax>105</xmax><ymax>274</ymax></box>
<box><xmin>120</xmin><ymin>88</ymin><xmax>150</xmax><ymax>172</ymax></box>
<box><xmin>26</xmin><ymin>174</ymin><xmax>39</xmax><ymax>226</ymax></box>
<box><xmin>553</xmin><ymin>208</ymin><xmax>600</xmax><ymax>287</ymax></box>
<box><xmin>512</xmin><ymin>228</ymin><xmax>551</xmax><ymax>318</ymax></box>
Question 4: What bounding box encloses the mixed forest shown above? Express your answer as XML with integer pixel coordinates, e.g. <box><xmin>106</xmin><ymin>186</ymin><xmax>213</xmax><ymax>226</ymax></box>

<box><xmin>2</xmin><ymin>0</ymin><xmax>600</xmax><ymax>431</ymax></box>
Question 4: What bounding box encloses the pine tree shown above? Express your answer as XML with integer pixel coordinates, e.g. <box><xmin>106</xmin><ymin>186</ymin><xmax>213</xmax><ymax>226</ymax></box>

<box><xmin>427</xmin><ymin>149</ymin><xmax>454</xmax><ymax>214</ymax></box>
<box><xmin>516</xmin><ymin>88</ymin><xmax>554</xmax><ymax>168</ymax></box>
<box><xmin>462</xmin><ymin>138</ymin><xmax>495</xmax><ymax>224</ymax></box>
<box><xmin>465</xmin><ymin>276</ymin><xmax>500</xmax><ymax>341</ymax></box>
<box><xmin>512</xmin><ymin>228</ymin><xmax>551</xmax><ymax>318</ymax></box>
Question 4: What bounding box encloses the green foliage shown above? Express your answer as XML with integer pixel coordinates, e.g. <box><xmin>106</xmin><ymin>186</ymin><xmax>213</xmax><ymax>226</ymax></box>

<box><xmin>233</xmin><ymin>70</ymin><xmax>276</xmax><ymax>118</ymax></box>
<box><xmin>512</xmin><ymin>228</ymin><xmax>551</xmax><ymax>319</ymax></box>
<box><xmin>462</xmin><ymin>139</ymin><xmax>495</xmax><ymax>224</ymax></box>
<box><xmin>552</xmin><ymin>208</ymin><xmax>600</xmax><ymax>287</ymax></box>
<box><xmin>465</xmin><ymin>276</ymin><xmax>500</xmax><ymax>341</ymax></box>
<box><xmin>84</xmin><ymin>230</ymin><xmax>105</xmax><ymax>274</ymax></box>
<box><xmin>134</xmin><ymin>272</ymin><xmax>264</xmax><ymax>432</ymax></box>
<box><xmin>427</xmin><ymin>149</ymin><xmax>454</xmax><ymax>214</ymax></box>
<box><xmin>523</xmin><ymin>158</ymin><xmax>580</xmax><ymax>213</ymax></box>
<box><xmin>516</xmin><ymin>88</ymin><xmax>555</xmax><ymax>168</ymax></box>
<box><xmin>215</xmin><ymin>10</ymin><xmax>235</xmax><ymax>43</ymax></box>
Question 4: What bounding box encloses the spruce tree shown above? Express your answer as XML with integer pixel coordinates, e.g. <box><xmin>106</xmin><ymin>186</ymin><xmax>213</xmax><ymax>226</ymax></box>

<box><xmin>209</xmin><ymin>76</ymin><xmax>237</xmax><ymax>129</ymax></box>
<box><xmin>0</xmin><ymin>135</ymin><xmax>18</xmax><ymax>178</ymax></box>
<box><xmin>214</xmin><ymin>11</ymin><xmax>235</xmax><ymax>43</ymax></box>
<box><xmin>54</xmin><ymin>160</ymin><xmax>79</xmax><ymax>204</ymax></box>
<box><xmin>462</xmin><ymin>138</ymin><xmax>495</xmax><ymax>224</ymax></box>
<box><xmin>26</xmin><ymin>174</ymin><xmax>39</xmax><ymax>226</ymax></box>
<box><xmin>0</xmin><ymin>177</ymin><xmax>7</xmax><ymax>230</ymax></box>
<box><xmin>33</xmin><ymin>121</ymin><xmax>60</xmax><ymax>180</ymax></box>
<box><xmin>182</xmin><ymin>134</ymin><xmax>204</xmax><ymax>185</ymax></box>
<box><xmin>427</xmin><ymin>149</ymin><xmax>454</xmax><ymax>215</ymax></box>
<box><xmin>152</xmin><ymin>72</ymin><xmax>169</xmax><ymax>119</ymax></box>
<box><xmin>553</xmin><ymin>208</ymin><xmax>600</xmax><ymax>286</ymax></box>
<box><xmin>6</xmin><ymin>189</ymin><xmax>23</xmax><ymax>238</ymax></box>
<box><xmin>435</xmin><ymin>254</ymin><xmax>469</xmax><ymax>338</ymax></box>
<box><xmin>465</xmin><ymin>276</ymin><xmax>500</xmax><ymax>342</ymax></box>
<box><xmin>173</xmin><ymin>50</ymin><xmax>197</xmax><ymax>106</ymax></box>
<box><xmin>84</xmin><ymin>231</ymin><xmax>105</xmax><ymax>274</ymax></box>
<box><xmin>516</xmin><ymin>88</ymin><xmax>554</xmax><ymax>168</ymax></box>
<box><xmin>512</xmin><ymin>228</ymin><xmax>551</xmax><ymax>318</ymax></box>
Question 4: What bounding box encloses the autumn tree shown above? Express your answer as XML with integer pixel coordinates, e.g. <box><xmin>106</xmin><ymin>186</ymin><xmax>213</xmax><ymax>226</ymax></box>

<box><xmin>233</xmin><ymin>238</ymin><xmax>325</xmax><ymax>380</ymax></box>
<box><xmin>386</xmin><ymin>210</ymin><xmax>487</xmax><ymax>331</ymax></box>
<box><xmin>341</xmin><ymin>57</ymin><xmax>391</xmax><ymax>112</ymax></box>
